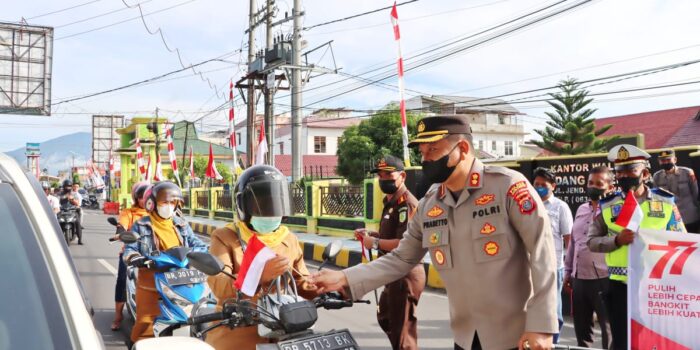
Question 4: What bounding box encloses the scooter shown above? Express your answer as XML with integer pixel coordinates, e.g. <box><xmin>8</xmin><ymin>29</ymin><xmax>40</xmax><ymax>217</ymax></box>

<box><xmin>57</xmin><ymin>201</ymin><xmax>80</xmax><ymax>245</ymax></box>
<box><xmin>139</xmin><ymin>241</ymin><xmax>368</xmax><ymax>350</ymax></box>
<box><xmin>108</xmin><ymin>222</ymin><xmax>217</xmax><ymax>338</ymax></box>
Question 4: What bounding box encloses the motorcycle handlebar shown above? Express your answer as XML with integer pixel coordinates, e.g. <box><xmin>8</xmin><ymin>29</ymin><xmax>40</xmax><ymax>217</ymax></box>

<box><xmin>108</xmin><ymin>236</ymin><xmax>119</xmax><ymax>242</ymax></box>
<box><xmin>314</xmin><ymin>293</ymin><xmax>369</xmax><ymax>310</ymax></box>
<box><xmin>187</xmin><ymin>312</ymin><xmax>225</xmax><ymax>325</ymax></box>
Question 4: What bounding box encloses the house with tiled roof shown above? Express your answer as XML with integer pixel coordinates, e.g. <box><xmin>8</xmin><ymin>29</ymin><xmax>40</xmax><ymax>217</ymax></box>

<box><xmin>594</xmin><ymin>105</ymin><xmax>700</xmax><ymax>148</ymax></box>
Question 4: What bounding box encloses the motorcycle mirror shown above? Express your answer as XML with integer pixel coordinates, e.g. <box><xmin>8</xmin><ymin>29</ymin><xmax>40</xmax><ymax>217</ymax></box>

<box><xmin>119</xmin><ymin>231</ymin><xmax>140</xmax><ymax>244</ymax></box>
<box><xmin>107</xmin><ymin>217</ymin><xmax>118</xmax><ymax>226</ymax></box>
<box><xmin>322</xmin><ymin>240</ymin><xmax>343</xmax><ymax>262</ymax></box>
<box><xmin>187</xmin><ymin>252</ymin><xmax>225</xmax><ymax>276</ymax></box>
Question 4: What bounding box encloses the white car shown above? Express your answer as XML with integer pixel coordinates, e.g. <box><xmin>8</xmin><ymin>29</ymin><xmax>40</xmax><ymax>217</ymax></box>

<box><xmin>0</xmin><ymin>153</ymin><xmax>104</xmax><ymax>350</ymax></box>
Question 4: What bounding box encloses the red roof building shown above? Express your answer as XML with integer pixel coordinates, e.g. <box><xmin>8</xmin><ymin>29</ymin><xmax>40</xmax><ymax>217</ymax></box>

<box><xmin>594</xmin><ymin>105</ymin><xmax>700</xmax><ymax>149</ymax></box>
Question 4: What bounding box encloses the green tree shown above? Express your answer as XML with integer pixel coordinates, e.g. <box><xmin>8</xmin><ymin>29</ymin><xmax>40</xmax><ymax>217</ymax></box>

<box><xmin>532</xmin><ymin>78</ymin><xmax>618</xmax><ymax>155</ymax></box>
<box><xmin>337</xmin><ymin>106</ymin><xmax>422</xmax><ymax>184</ymax></box>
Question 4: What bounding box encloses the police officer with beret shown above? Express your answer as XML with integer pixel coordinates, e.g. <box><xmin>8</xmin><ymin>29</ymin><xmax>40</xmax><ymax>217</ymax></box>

<box><xmin>312</xmin><ymin>115</ymin><xmax>558</xmax><ymax>350</ymax></box>
<box><xmin>653</xmin><ymin>149</ymin><xmax>700</xmax><ymax>233</ymax></box>
<box><xmin>588</xmin><ymin>145</ymin><xmax>687</xmax><ymax>350</ymax></box>
<box><xmin>355</xmin><ymin>155</ymin><xmax>425</xmax><ymax>350</ymax></box>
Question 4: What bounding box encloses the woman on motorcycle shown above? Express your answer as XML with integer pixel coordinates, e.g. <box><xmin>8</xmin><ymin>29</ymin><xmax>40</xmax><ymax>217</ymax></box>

<box><xmin>205</xmin><ymin>165</ymin><xmax>317</xmax><ymax>350</ymax></box>
<box><xmin>123</xmin><ymin>181</ymin><xmax>208</xmax><ymax>343</ymax></box>
<box><xmin>111</xmin><ymin>181</ymin><xmax>150</xmax><ymax>331</ymax></box>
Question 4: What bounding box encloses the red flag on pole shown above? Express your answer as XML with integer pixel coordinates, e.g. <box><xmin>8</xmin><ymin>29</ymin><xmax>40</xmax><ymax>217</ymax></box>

<box><xmin>136</xmin><ymin>138</ymin><xmax>146</xmax><ymax>181</ymax></box>
<box><xmin>166</xmin><ymin>124</ymin><xmax>180</xmax><ymax>186</ymax></box>
<box><xmin>154</xmin><ymin>153</ymin><xmax>164</xmax><ymax>181</ymax></box>
<box><xmin>255</xmin><ymin>119</ymin><xmax>267</xmax><ymax>165</ymax></box>
<box><xmin>229</xmin><ymin>80</ymin><xmax>239</xmax><ymax>172</ymax></box>
<box><xmin>390</xmin><ymin>1</ymin><xmax>411</xmax><ymax>167</ymax></box>
<box><xmin>205</xmin><ymin>144</ymin><xmax>216</xmax><ymax>179</ymax></box>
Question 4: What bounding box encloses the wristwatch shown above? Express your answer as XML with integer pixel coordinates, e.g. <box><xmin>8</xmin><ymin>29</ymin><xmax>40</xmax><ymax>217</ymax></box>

<box><xmin>372</xmin><ymin>238</ymin><xmax>380</xmax><ymax>250</ymax></box>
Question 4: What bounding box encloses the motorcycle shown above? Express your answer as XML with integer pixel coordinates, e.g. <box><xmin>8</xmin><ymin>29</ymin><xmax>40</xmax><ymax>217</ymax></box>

<box><xmin>82</xmin><ymin>194</ymin><xmax>99</xmax><ymax>209</ymax></box>
<box><xmin>109</xmin><ymin>224</ymin><xmax>217</xmax><ymax>338</ymax></box>
<box><xmin>150</xmin><ymin>241</ymin><xmax>368</xmax><ymax>350</ymax></box>
<box><xmin>57</xmin><ymin>201</ymin><xmax>80</xmax><ymax>245</ymax></box>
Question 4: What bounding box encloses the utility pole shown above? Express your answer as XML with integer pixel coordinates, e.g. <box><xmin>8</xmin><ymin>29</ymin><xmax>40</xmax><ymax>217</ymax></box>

<box><xmin>247</xmin><ymin>0</ymin><xmax>257</xmax><ymax>167</ymax></box>
<box><xmin>291</xmin><ymin>0</ymin><xmax>303</xmax><ymax>182</ymax></box>
<box><xmin>264</xmin><ymin>0</ymin><xmax>275</xmax><ymax>166</ymax></box>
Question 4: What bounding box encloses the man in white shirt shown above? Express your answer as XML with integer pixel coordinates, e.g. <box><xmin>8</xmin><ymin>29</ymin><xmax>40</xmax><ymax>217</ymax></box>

<box><xmin>42</xmin><ymin>182</ymin><xmax>60</xmax><ymax>214</ymax></box>
<box><xmin>533</xmin><ymin>167</ymin><xmax>573</xmax><ymax>344</ymax></box>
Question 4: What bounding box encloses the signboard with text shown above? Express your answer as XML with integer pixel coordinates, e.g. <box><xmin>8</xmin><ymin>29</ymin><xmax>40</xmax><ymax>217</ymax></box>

<box><xmin>629</xmin><ymin>228</ymin><xmax>700</xmax><ymax>349</ymax></box>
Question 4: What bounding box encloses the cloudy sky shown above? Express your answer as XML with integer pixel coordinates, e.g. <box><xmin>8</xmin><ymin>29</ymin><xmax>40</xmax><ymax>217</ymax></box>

<box><xmin>2</xmin><ymin>0</ymin><xmax>700</xmax><ymax>152</ymax></box>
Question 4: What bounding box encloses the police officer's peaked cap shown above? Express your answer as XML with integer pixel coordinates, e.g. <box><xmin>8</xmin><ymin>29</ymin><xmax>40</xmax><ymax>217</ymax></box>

<box><xmin>607</xmin><ymin>144</ymin><xmax>650</xmax><ymax>170</ymax></box>
<box><xmin>658</xmin><ymin>149</ymin><xmax>675</xmax><ymax>159</ymax></box>
<box><xmin>371</xmin><ymin>154</ymin><xmax>404</xmax><ymax>173</ymax></box>
<box><xmin>408</xmin><ymin>116</ymin><xmax>472</xmax><ymax>147</ymax></box>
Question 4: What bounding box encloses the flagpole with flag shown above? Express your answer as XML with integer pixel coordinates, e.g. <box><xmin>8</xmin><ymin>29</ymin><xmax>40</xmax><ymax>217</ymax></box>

<box><xmin>391</xmin><ymin>2</ymin><xmax>411</xmax><ymax>168</ymax></box>
<box><xmin>136</xmin><ymin>138</ymin><xmax>147</xmax><ymax>181</ymax></box>
<box><xmin>255</xmin><ymin>118</ymin><xmax>268</xmax><ymax>166</ymax></box>
<box><xmin>228</xmin><ymin>80</ymin><xmax>240</xmax><ymax>177</ymax></box>
<box><xmin>166</xmin><ymin>124</ymin><xmax>181</xmax><ymax>187</ymax></box>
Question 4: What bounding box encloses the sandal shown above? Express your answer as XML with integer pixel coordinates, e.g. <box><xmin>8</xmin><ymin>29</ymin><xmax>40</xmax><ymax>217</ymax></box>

<box><xmin>111</xmin><ymin>320</ymin><xmax>121</xmax><ymax>331</ymax></box>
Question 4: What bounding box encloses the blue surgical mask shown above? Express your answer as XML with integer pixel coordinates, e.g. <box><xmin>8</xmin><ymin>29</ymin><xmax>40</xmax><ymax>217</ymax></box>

<box><xmin>535</xmin><ymin>186</ymin><xmax>549</xmax><ymax>198</ymax></box>
<box><xmin>250</xmin><ymin>216</ymin><xmax>282</xmax><ymax>234</ymax></box>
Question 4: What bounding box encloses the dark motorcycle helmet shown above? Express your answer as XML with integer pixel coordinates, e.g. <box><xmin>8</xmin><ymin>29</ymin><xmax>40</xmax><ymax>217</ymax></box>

<box><xmin>62</xmin><ymin>179</ymin><xmax>73</xmax><ymax>190</ymax></box>
<box><xmin>131</xmin><ymin>181</ymin><xmax>151</xmax><ymax>205</ymax></box>
<box><xmin>144</xmin><ymin>181</ymin><xmax>183</xmax><ymax>213</ymax></box>
<box><xmin>235</xmin><ymin>165</ymin><xmax>291</xmax><ymax>224</ymax></box>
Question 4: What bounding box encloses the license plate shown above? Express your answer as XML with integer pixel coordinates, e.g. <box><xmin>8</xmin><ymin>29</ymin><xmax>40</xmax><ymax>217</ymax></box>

<box><xmin>277</xmin><ymin>330</ymin><xmax>358</xmax><ymax>350</ymax></box>
<box><xmin>163</xmin><ymin>269</ymin><xmax>207</xmax><ymax>286</ymax></box>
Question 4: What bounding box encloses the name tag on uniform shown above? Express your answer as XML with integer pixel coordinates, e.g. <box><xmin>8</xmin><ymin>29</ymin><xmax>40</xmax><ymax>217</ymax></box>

<box><xmin>648</xmin><ymin>200</ymin><xmax>665</xmax><ymax>218</ymax></box>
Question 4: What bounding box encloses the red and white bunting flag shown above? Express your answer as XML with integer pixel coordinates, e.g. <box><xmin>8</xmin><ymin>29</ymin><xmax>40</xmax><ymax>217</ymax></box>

<box><xmin>188</xmin><ymin>146</ymin><xmax>195</xmax><ymax>179</ymax></box>
<box><xmin>616</xmin><ymin>190</ymin><xmax>644</xmax><ymax>231</ymax></box>
<box><xmin>145</xmin><ymin>156</ymin><xmax>152</xmax><ymax>181</ymax></box>
<box><xmin>255</xmin><ymin>119</ymin><xmax>267</xmax><ymax>165</ymax></box>
<box><xmin>154</xmin><ymin>153</ymin><xmax>164</xmax><ymax>181</ymax></box>
<box><xmin>229</xmin><ymin>80</ymin><xmax>239</xmax><ymax>172</ymax></box>
<box><xmin>205</xmin><ymin>144</ymin><xmax>217</xmax><ymax>179</ymax></box>
<box><xmin>390</xmin><ymin>2</ymin><xmax>411</xmax><ymax>167</ymax></box>
<box><xmin>166</xmin><ymin>124</ymin><xmax>181</xmax><ymax>186</ymax></box>
<box><xmin>234</xmin><ymin>234</ymin><xmax>276</xmax><ymax>296</ymax></box>
<box><xmin>136</xmin><ymin>138</ymin><xmax>147</xmax><ymax>181</ymax></box>
<box><xmin>109</xmin><ymin>153</ymin><xmax>114</xmax><ymax>173</ymax></box>
<box><xmin>86</xmin><ymin>161</ymin><xmax>94</xmax><ymax>177</ymax></box>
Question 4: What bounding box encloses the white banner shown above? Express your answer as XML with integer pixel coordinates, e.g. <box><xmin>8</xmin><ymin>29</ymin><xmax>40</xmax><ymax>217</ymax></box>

<box><xmin>628</xmin><ymin>228</ymin><xmax>700</xmax><ymax>350</ymax></box>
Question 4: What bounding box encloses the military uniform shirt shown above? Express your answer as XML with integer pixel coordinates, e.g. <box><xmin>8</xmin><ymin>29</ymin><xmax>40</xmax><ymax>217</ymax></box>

<box><xmin>653</xmin><ymin>167</ymin><xmax>700</xmax><ymax>224</ymax></box>
<box><xmin>343</xmin><ymin>159</ymin><xmax>558</xmax><ymax>350</ymax></box>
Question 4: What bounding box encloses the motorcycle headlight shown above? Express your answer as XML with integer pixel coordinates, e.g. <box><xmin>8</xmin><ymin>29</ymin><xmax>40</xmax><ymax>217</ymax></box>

<box><xmin>158</xmin><ymin>280</ymin><xmax>193</xmax><ymax>308</ymax></box>
<box><xmin>58</xmin><ymin>217</ymin><xmax>65</xmax><ymax>222</ymax></box>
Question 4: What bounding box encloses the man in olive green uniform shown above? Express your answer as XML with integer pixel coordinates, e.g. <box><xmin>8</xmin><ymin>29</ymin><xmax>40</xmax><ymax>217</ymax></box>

<box><xmin>653</xmin><ymin>149</ymin><xmax>700</xmax><ymax>233</ymax></box>
<box><xmin>587</xmin><ymin>144</ymin><xmax>687</xmax><ymax>350</ymax></box>
<box><xmin>312</xmin><ymin>116</ymin><xmax>558</xmax><ymax>350</ymax></box>
<box><xmin>355</xmin><ymin>155</ymin><xmax>425</xmax><ymax>350</ymax></box>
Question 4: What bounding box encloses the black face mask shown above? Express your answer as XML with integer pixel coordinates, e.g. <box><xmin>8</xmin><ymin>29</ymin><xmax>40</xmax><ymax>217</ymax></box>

<box><xmin>618</xmin><ymin>176</ymin><xmax>642</xmax><ymax>193</ymax></box>
<box><xmin>661</xmin><ymin>163</ymin><xmax>675</xmax><ymax>171</ymax></box>
<box><xmin>587</xmin><ymin>187</ymin><xmax>606</xmax><ymax>201</ymax></box>
<box><xmin>379</xmin><ymin>179</ymin><xmax>399</xmax><ymax>194</ymax></box>
<box><xmin>421</xmin><ymin>144</ymin><xmax>460</xmax><ymax>185</ymax></box>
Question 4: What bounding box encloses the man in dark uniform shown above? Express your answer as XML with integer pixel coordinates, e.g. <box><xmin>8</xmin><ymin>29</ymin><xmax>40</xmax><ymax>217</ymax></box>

<box><xmin>355</xmin><ymin>155</ymin><xmax>425</xmax><ymax>350</ymax></box>
<box><xmin>653</xmin><ymin>149</ymin><xmax>700</xmax><ymax>233</ymax></box>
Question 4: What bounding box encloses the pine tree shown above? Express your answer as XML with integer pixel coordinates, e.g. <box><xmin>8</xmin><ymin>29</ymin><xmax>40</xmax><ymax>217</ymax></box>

<box><xmin>532</xmin><ymin>78</ymin><xmax>617</xmax><ymax>155</ymax></box>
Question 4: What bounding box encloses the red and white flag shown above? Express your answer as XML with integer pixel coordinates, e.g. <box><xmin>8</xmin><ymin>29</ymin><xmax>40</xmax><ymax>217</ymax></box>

<box><xmin>205</xmin><ymin>144</ymin><xmax>222</xmax><ymax>180</ymax></box>
<box><xmin>359</xmin><ymin>236</ymin><xmax>372</xmax><ymax>263</ymax></box>
<box><xmin>166</xmin><ymin>124</ymin><xmax>181</xmax><ymax>186</ymax></box>
<box><xmin>188</xmin><ymin>146</ymin><xmax>195</xmax><ymax>179</ymax></box>
<box><xmin>109</xmin><ymin>153</ymin><xmax>115</xmax><ymax>174</ymax></box>
<box><xmin>234</xmin><ymin>234</ymin><xmax>276</xmax><ymax>296</ymax></box>
<box><xmin>153</xmin><ymin>154</ymin><xmax>164</xmax><ymax>181</ymax></box>
<box><xmin>145</xmin><ymin>156</ymin><xmax>152</xmax><ymax>181</ymax></box>
<box><xmin>616</xmin><ymin>190</ymin><xmax>644</xmax><ymax>231</ymax></box>
<box><xmin>390</xmin><ymin>1</ymin><xmax>411</xmax><ymax>167</ymax></box>
<box><xmin>255</xmin><ymin>119</ymin><xmax>267</xmax><ymax>165</ymax></box>
<box><xmin>228</xmin><ymin>80</ymin><xmax>239</xmax><ymax>173</ymax></box>
<box><xmin>136</xmin><ymin>138</ymin><xmax>147</xmax><ymax>181</ymax></box>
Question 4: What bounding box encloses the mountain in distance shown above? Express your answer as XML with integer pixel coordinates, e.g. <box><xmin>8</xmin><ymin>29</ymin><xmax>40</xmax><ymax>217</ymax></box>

<box><xmin>5</xmin><ymin>132</ymin><xmax>92</xmax><ymax>175</ymax></box>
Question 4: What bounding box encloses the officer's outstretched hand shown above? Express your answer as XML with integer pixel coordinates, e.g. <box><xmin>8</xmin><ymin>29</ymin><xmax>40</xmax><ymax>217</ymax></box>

<box><xmin>309</xmin><ymin>270</ymin><xmax>348</xmax><ymax>295</ymax></box>
<box><xmin>519</xmin><ymin>332</ymin><xmax>552</xmax><ymax>350</ymax></box>
<box><xmin>615</xmin><ymin>229</ymin><xmax>635</xmax><ymax>246</ymax></box>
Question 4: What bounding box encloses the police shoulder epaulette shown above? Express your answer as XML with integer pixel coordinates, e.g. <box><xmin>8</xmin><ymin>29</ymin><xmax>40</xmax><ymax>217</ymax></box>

<box><xmin>599</xmin><ymin>192</ymin><xmax>621</xmax><ymax>205</ymax></box>
<box><xmin>651</xmin><ymin>187</ymin><xmax>674</xmax><ymax>198</ymax></box>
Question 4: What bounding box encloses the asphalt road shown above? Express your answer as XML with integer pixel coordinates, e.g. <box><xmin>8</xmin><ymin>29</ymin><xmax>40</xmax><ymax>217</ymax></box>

<box><xmin>72</xmin><ymin>210</ymin><xmax>602</xmax><ymax>349</ymax></box>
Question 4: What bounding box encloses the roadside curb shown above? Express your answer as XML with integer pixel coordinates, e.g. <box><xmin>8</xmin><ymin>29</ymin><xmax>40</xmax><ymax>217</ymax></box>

<box><xmin>187</xmin><ymin>219</ymin><xmax>445</xmax><ymax>289</ymax></box>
